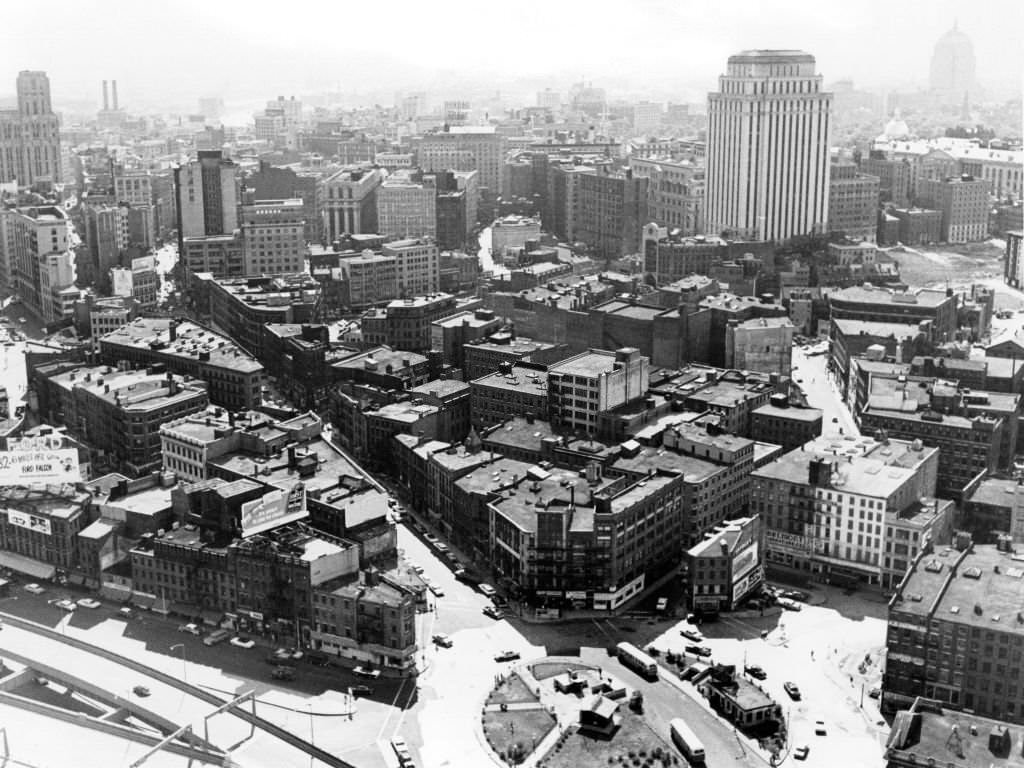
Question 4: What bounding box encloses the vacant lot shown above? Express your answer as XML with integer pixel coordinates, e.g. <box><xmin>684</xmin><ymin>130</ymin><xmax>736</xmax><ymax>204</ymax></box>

<box><xmin>892</xmin><ymin>241</ymin><xmax>1003</xmax><ymax>289</ymax></box>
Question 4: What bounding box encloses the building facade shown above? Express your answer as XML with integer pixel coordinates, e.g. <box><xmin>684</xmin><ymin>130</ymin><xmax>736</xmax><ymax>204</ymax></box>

<box><xmin>828</xmin><ymin>160</ymin><xmax>880</xmax><ymax>242</ymax></box>
<box><xmin>240</xmin><ymin>198</ymin><xmax>306</xmax><ymax>274</ymax></box>
<box><xmin>0</xmin><ymin>71</ymin><xmax>62</xmax><ymax>187</ymax></box>
<box><xmin>706</xmin><ymin>50</ymin><xmax>832</xmax><ymax>242</ymax></box>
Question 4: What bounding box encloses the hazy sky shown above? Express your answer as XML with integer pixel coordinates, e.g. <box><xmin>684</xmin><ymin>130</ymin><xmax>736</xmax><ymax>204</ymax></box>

<box><xmin>2</xmin><ymin>0</ymin><xmax>1022</xmax><ymax>112</ymax></box>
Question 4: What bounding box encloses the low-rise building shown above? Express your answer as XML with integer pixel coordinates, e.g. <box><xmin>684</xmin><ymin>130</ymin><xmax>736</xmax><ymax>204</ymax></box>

<box><xmin>701</xmin><ymin>666</ymin><xmax>782</xmax><ymax>732</ymax></box>
<box><xmin>463</xmin><ymin>333</ymin><xmax>570</xmax><ymax>380</ymax></box>
<box><xmin>750</xmin><ymin>397</ymin><xmax>823</xmax><ymax>452</ymax></box>
<box><xmin>98</xmin><ymin>317</ymin><xmax>266</xmax><ymax>410</ymax></box>
<box><xmin>884</xmin><ymin>544</ymin><xmax>1024</xmax><ymax>723</ymax></box>
<box><xmin>961</xmin><ymin>476</ymin><xmax>1024</xmax><ymax>544</ymax></box>
<box><xmin>686</xmin><ymin>515</ymin><xmax>764</xmax><ymax>615</ymax></box>
<box><xmin>724</xmin><ymin>316</ymin><xmax>794</xmax><ymax>375</ymax></box>
<box><xmin>751</xmin><ymin>434</ymin><xmax>943</xmax><ymax>587</ymax></box>
<box><xmin>311</xmin><ymin>568</ymin><xmax>418</xmax><ymax>675</ymax></box>
<box><xmin>548</xmin><ymin>348</ymin><xmax>650</xmax><ymax>434</ymax></box>
<box><xmin>0</xmin><ymin>484</ymin><xmax>93</xmax><ymax>580</ymax></box>
<box><xmin>430</xmin><ymin>309</ymin><xmax>501</xmax><ymax>370</ymax></box>
<box><xmin>470</xmin><ymin>363</ymin><xmax>549</xmax><ymax>428</ymax></box>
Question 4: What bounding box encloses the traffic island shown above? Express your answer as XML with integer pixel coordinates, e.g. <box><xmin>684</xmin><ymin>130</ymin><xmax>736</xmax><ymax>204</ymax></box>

<box><xmin>536</xmin><ymin>710</ymin><xmax>679</xmax><ymax>768</ymax></box>
<box><xmin>482</xmin><ymin>672</ymin><xmax>556</xmax><ymax>765</ymax></box>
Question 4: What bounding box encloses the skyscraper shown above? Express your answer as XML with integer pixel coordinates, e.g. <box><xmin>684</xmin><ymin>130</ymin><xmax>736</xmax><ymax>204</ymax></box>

<box><xmin>705</xmin><ymin>50</ymin><xmax>832</xmax><ymax>242</ymax></box>
<box><xmin>174</xmin><ymin>150</ymin><xmax>243</xmax><ymax>276</ymax></box>
<box><xmin>0</xmin><ymin>71</ymin><xmax>62</xmax><ymax>187</ymax></box>
<box><xmin>929</xmin><ymin>23</ymin><xmax>977</xmax><ymax>105</ymax></box>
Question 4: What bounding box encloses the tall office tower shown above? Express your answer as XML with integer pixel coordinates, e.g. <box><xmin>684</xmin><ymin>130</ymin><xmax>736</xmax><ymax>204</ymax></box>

<box><xmin>0</xmin><ymin>71</ymin><xmax>62</xmax><ymax>186</ymax></box>
<box><xmin>706</xmin><ymin>50</ymin><xmax>832</xmax><ymax>242</ymax></box>
<box><xmin>174</xmin><ymin>151</ymin><xmax>242</xmax><ymax>276</ymax></box>
<box><xmin>929</xmin><ymin>23</ymin><xmax>977</xmax><ymax>106</ymax></box>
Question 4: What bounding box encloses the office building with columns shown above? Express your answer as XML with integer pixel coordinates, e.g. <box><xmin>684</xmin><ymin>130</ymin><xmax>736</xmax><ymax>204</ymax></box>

<box><xmin>706</xmin><ymin>50</ymin><xmax>832</xmax><ymax>242</ymax></box>
<box><xmin>321</xmin><ymin>167</ymin><xmax>381</xmax><ymax>242</ymax></box>
<box><xmin>0</xmin><ymin>71</ymin><xmax>62</xmax><ymax>187</ymax></box>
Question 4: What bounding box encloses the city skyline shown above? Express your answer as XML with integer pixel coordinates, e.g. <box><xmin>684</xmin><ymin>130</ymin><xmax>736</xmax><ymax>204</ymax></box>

<box><xmin>1</xmin><ymin>0</ymin><xmax>1022</xmax><ymax>114</ymax></box>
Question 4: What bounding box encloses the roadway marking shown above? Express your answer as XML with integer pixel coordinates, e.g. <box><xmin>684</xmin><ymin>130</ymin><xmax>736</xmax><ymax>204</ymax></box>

<box><xmin>374</xmin><ymin>675</ymin><xmax>410</xmax><ymax>745</ymax></box>
<box><xmin>591</xmin><ymin>619</ymin><xmax>614</xmax><ymax>641</ymax></box>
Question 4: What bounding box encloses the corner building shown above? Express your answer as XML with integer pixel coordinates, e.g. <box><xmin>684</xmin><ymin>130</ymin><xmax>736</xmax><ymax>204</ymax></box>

<box><xmin>706</xmin><ymin>50</ymin><xmax>832</xmax><ymax>242</ymax></box>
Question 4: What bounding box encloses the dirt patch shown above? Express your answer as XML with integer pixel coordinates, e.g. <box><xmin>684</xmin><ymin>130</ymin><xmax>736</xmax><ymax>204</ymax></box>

<box><xmin>538</xmin><ymin>710</ymin><xmax>678</xmax><ymax>768</ymax></box>
<box><xmin>483</xmin><ymin>708</ymin><xmax>556</xmax><ymax>764</ymax></box>
<box><xmin>891</xmin><ymin>242</ymin><xmax>1003</xmax><ymax>290</ymax></box>
<box><xmin>487</xmin><ymin>673</ymin><xmax>540</xmax><ymax>706</ymax></box>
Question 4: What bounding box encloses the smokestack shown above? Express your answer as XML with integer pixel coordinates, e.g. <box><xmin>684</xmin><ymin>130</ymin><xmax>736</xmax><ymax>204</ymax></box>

<box><xmin>102</xmin><ymin>80</ymin><xmax>109</xmax><ymax>111</ymax></box>
<box><xmin>112</xmin><ymin>79</ymin><xmax>119</xmax><ymax>111</ymax></box>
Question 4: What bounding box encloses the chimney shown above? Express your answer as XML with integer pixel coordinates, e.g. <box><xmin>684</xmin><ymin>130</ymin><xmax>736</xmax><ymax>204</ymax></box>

<box><xmin>112</xmin><ymin>79</ymin><xmax>119</xmax><ymax>111</ymax></box>
<box><xmin>169</xmin><ymin>320</ymin><xmax>177</xmax><ymax>342</ymax></box>
<box><xmin>288</xmin><ymin>445</ymin><xmax>297</xmax><ymax>468</ymax></box>
<box><xmin>102</xmin><ymin>80</ymin><xmax>109</xmax><ymax>111</ymax></box>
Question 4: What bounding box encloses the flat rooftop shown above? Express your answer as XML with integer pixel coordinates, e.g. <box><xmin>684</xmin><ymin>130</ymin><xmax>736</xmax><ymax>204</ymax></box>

<box><xmin>833</xmin><ymin>319</ymin><xmax>927</xmax><ymax>339</ymax></box>
<box><xmin>100</xmin><ymin>318</ymin><xmax>264</xmax><ymax>373</ymax></box>
<box><xmin>472</xmin><ymin>366</ymin><xmax>548</xmax><ymax>393</ymax></box>
<box><xmin>549</xmin><ymin>350</ymin><xmax>631</xmax><ymax>378</ymax></box>
<box><xmin>752</xmin><ymin>435</ymin><xmax>938</xmax><ymax>497</ymax></box>
<box><xmin>966</xmin><ymin>476</ymin><xmax>1020</xmax><ymax>509</ymax></box>
<box><xmin>895</xmin><ymin>545</ymin><xmax>1024</xmax><ymax>637</ymax></box>
<box><xmin>831</xmin><ymin>285</ymin><xmax>952</xmax><ymax>307</ymax></box>
<box><xmin>752</xmin><ymin>404</ymin><xmax>823</xmax><ymax>422</ymax></box>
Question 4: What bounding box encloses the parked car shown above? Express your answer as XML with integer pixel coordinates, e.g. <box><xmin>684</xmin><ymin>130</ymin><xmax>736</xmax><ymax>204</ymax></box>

<box><xmin>655</xmin><ymin>597</ymin><xmax>668</xmax><ymax>612</ymax></box>
<box><xmin>115</xmin><ymin>607</ymin><xmax>135</xmax><ymax>620</ymax></box>
<box><xmin>432</xmin><ymin>634</ymin><xmax>453</xmax><ymax>648</ymax></box>
<box><xmin>478</xmin><ymin>583</ymin><xmax>497</xmax><ymax>598</ymax></box>
<box><xmin>177</xmin><ymin>623</ymin><xmax>202</xmax><ymax>635</ymax></box>
<box><xmin>428</xmin><ymin>583</ymin><xmax>444</xmax><ymax>597</ymax></box>
<box><xmin>868</xmin><ymin>687</ymin><xmax>881</xmax><ymax>699</ymax></box>
<box><xmin>132</xmin><ymin>685</ymin><xmax>151</xmax><ymax>697</ymax></box>
<box><xmin>814</xmin><ymin>720</ymin><xmax>827</xmax><ymax>736</ymax></box>
<box><xmin>483</xmin><ymin>605</ymin><xmax>504</xmax><ymax>620</ymax></box>
<box><xmin>353</xmin><ymin>666</ymin><xmax>381</xmax><ymax>679</ymax></box>
<box><xmin>76</xmin><ymin>598</ymin><xmax>101</xmax><ymax>609</ymax></box>
<box><xmin>494</xmin><ymin>650</ymin><xmax>520</xmax><ymax>662</ymax></box>
<box><xmin>230</xmin><ymin>636</ymin><xmax>256</xmax><ymax>649</ymax></box>
<box><xmin>23</xmin><ymin>583</ymin><xmax>45</xmax><ymax>595</ymax></box>
<box><xmin>305</xmin><ymin>650</ymin><xmax>331</xmax><ymax>667</ymax></box>
<box><xmin>680</xmin><ymin>629</ymin><xmax>704</xmax><ymax>642</ymax></box>
<box><xmin>349</xmin><ymin>684</ymin><xmax>373</xmax><ymax>697</ymax></box>
<box><xmin>204</xmin><ymin>628</ymin><xmax>231</xmax><ymax>646</ymax></box>
<box><xmin>685</xmin><ymin>645</ymin><xmax>712</xmax><ymax>658</ymax></box>
<box><xmin>391</xmin><ymin>737</ymin><xmax>414</xmax><ymax>766</ymax></box>
<box><xmin>410</xmin><ymin>565</ymin><xmax>425</xmax><ymax>575</ymax></box>
<box><xmin>271</xmin><ymin>666</ymin><xmax>296</xmax><ymax>681</ymax></box>
<box><xmin>745</xmin><ymin>665</ymin><xmax>767</xmax><ymax>680</ymax></box>
<box><xmin>794</xmin><ymin>745</ymin><xmax>810</xmax><ymax>760</ymax></box>
<box><xmin>784</xmin><ymin>681</ymin><xmax>802</xmax><ymax>700</ymax></box>
<box><xmin>778</xmin><ymin>598</ymin><xmax>802</xmax><ymax>611</ymax></box>
<box><xmin>54</xmin><ymin>599</ymin><xmax>76</xmax><ymax>612</ymax></box>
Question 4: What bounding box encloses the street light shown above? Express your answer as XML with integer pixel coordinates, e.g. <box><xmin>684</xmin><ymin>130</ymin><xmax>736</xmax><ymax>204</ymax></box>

<box><xmin>170</xmin><ymin>643</ymin><xmax>187</xmax><ymax>683</ymax></box>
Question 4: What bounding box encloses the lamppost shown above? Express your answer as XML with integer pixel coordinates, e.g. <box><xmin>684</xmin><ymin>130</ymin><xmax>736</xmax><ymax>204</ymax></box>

<box><xmin>170</xmin><ymin>643</ymin><xmax>187</xmax><ymax>683</ymax></box>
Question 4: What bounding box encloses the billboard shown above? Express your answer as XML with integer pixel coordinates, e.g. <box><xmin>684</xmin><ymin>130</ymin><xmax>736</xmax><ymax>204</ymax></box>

<box><xmin>732</xmin><ymin>565</ymin><xmax>764</xmax><ymax>604</ymax></box>
<box><xmin>6</xmin><ymin>509</ymin><xmax>53</xmax><ymax>536</ymax></box>
<box><xmin>732</xmin><ymin>541</ymin><xmax>759</xmax><ymax>581</ymax></box>
<box><xmin>240</xmin><ymin>482</ymin><xmax>307</xmax><ymax>537</ymax></box>
<box><xmin>0</xmin><ymin>448</ymin><xmax>81</xmax><ymax>485</ymax></box>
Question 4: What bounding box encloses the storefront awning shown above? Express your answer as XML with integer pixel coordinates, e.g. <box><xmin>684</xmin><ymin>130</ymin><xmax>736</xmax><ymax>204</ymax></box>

<box><xmin>0</xmin><ymin>551</ymin><xmax>56</xmax><ymax>581</ymax></box>
<box><xmin>200</xmin><ymin>610</ymin><xmax>224</xmax><ymax>626</ymax></box>
<box><xmin>130</xmin><ymin>592</ymin><xmax>157</xmax><ymax>610</ymax></box>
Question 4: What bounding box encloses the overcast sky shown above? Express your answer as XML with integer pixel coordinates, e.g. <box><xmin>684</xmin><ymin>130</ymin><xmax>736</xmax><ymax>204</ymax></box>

<box><xmin>2</xmin><ymin>0</ymin><xmax>1021</xmax><ymax>112</ymax></box>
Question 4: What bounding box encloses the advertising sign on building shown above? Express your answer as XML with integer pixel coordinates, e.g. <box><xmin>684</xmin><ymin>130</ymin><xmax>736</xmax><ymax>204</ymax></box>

<box><xmin>767</xmin><ymin>529</ymin><xmax>813</xmax><ymax>555</ymax></box>
<box><xmin>732</xmin><ymin>564</ymin><xmax>765</xmax><ymax>604</ymax></box>
<box><xmin>6</xmin><ymin>509</ymin><xmax>53</xmax><ymax>536</ymax></box>
<box><xmin>732</xmin><ymin>542</ymin><xmax>759</xmax><ymax>581</ymax></box>
<box><xmin>0</xmin><ymin>449</ymin><xmax>81</xmax><ymax>485</ymax></box>
<box><xmin>240</xmin><ymin>482</ymin><xmax>307</xmax><ymax>538</ymax></box>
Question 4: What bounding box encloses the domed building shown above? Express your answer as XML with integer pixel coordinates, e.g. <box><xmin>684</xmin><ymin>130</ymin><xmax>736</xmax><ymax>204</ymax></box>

<box><xmin>879</xmin><ymin>111</ymin><xmax>910</xmax><ymax>141</ymax></box>
<box><xmin>929</xmin><ymin>22</ymin><xmax>978</xmax><ymax>105</ymax></box>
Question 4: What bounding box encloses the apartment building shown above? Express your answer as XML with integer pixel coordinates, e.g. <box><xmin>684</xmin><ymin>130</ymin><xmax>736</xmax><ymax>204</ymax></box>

<box><xmin>0</xmin><ymin>206</ymin><xmax>78</xmax><ymax>323</ymax></box>
<box><xmin>382</xmin><ymin>238</ymin><xmax>440</xmax><ymax>297</ymax></box>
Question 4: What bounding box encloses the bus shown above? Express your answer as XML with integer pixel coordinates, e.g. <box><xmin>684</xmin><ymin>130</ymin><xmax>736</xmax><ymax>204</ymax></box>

<box><xmin>669</xmin><ymin>718</ymin><xmax>706</xmax><ymax>764</ymax></box>
<box><xmin>616</xmin><ymin>642</ymin><xmax>659</xmax><ymax>680</ymax></box>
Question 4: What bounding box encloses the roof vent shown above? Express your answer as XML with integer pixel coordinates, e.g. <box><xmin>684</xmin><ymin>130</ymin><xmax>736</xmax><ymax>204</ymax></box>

<box><xmin>963</xmin><ymin>566</ymin><xmax>982</xmax><ymax>579</ymax></box>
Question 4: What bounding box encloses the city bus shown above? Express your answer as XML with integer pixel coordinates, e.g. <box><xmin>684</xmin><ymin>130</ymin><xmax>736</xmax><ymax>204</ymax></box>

<box><xmin>616</xmin><ymin>642</ymin><xmax>659</xmax><ymax>680</ymax></box>
<box><xmin>669</xmin><ymin>718</ymin><xmax>706</xmax><ymax>764</ymax></box>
